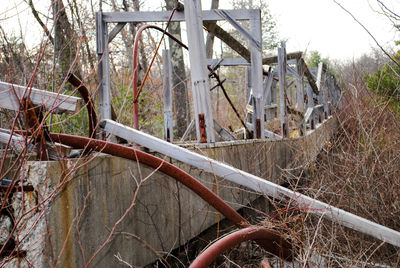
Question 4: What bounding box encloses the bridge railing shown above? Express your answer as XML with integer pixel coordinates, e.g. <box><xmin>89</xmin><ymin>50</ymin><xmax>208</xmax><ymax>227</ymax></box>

<box><xmin>244</xmin><ymin>41</ymin><xmax>342</xmax><ymax>139</ymax></box>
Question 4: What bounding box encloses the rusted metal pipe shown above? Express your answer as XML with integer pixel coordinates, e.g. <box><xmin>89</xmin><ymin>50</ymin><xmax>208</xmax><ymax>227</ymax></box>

<box><xmin>48</xmin><ymin>133</ymin><xmax>293</xmax><ymax>260</ymax></box>
<box><xmin>189</xmin><ymin>226</ymin><xmax>287</xmax><ymax>268</ymax></box>
<box><xmin>132</xmin><ymin>20</ymin><xmax>177</xmax><ymax>129</ymax></box>
<box><xmin>21</xmin><ymin>98</ymin><xmax>49</xmax><ymax>161</ymax></box>
<box><xmin>67</xmin><ymin>73</ymin><xmax>98</xmax><ymax>138</ymax></box>
<box><xmin>50</xmin><ymin>132</ymin><xmax>248</xmax><ymax>225</ymax></box>
<box><xmin>132</xmin><ymin>25</ymin><xmax>247</xmax><ymax>137</ymax></box>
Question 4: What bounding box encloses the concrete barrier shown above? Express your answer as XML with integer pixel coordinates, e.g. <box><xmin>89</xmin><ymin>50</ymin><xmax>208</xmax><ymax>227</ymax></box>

<box><xmin>0</xmin><ymin>118</ymin><xmax>337</xmax><ymax>267</ymax></box>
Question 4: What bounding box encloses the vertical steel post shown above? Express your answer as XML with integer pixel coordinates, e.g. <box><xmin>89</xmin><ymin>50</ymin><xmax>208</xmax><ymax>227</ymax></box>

<box><xmin>162</xmin><ymin>49</ymin><xmax>174</xmax><ymax>142</ymax></box>
<box><xmin>296</xmin><ymin>59</ymin><xmax>304</xmax><ymax>112</ymax></box>
<box><xmin>306</xmin><ymin>83</ymin><xmax>315</xmax><ymax>130</ymax></box>
<box><xmin>249</xmin><ymin>11</ymin><xmax>264</xmax><ymax>139</ymax></box>
<box><xmin>278</xmin><ymin>41</ymin><xmax>289</xmax><ymax>138</ymax></box>
<box><xmin>184</xmin><ymin>0</ymin><xmax>215</xmax><ymax>143</ymax></box>
<box><xmin>96</xmin><ymin>12</ymin><xmax>112</xmax><ymax>123</ymax></box>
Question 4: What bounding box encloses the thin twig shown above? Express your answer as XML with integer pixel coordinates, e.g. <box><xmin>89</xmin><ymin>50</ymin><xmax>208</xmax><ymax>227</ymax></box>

<box><xmin>333</xmin><ymin>0</ymin><xmax>400</xmax><ymax>68</ymax></box>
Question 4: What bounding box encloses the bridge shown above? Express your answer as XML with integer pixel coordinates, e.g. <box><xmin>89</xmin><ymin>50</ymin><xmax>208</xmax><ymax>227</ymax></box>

<box><xmin>0</xmin><ymin>1</ymin><xmax>399</xmax><ymax>267</ymax></box>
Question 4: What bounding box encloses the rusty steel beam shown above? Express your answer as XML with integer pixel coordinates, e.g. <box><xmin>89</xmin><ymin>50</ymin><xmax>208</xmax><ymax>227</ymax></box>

<box><xmin>67</xmin><ymin>73</ymin><xmax>98</xmax><ymax>138</ymax></box>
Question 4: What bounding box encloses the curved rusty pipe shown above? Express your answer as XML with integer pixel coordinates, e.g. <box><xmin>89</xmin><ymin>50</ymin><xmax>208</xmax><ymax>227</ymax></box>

<box><xmin>189</xmin><ymin>226</ymin><xmax>287</xmax><ymax>268</ymax></box>
<box><xmin>67</xmin><ymin>73</ymin><xmax>98</xmax><ymax>138</ymax></box>
<box><xmin>132</xmin><ymin>24</ymin><xmax>185</xmax><ymax>130</ymax></box>
<box><xmin>48</xmin><ymin>133</ymin><xmax>293</xmax><ymax>260</ymax></box>
<box><xmin>132</xmin><ymin>25</ymin><xmax>248</xmax><ymax>133</ymax></box>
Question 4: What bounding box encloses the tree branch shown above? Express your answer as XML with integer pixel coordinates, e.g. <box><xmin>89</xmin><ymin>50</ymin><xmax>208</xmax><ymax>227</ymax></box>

<box><xmin>26</xmin><ymin>0</ymin><xmax>54</xmax><ymax>44</ymax></box>
<box><xmin>334</xmin><ymin>0</ymin><xmax>400</xmax><ymax>68</ymax></box>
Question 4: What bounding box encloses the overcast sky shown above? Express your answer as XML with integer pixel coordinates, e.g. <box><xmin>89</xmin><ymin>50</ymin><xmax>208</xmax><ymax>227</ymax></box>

<box><xmin>267</xmin><ymin>0</ymin><xmax>399</xmax><ymax>60</ymax></box>
<box><xmin>1</xmin><ymin>0</ymin><xmax>399</xmax><ymax>61</ymax></box>
<box><xmin>207</xmin><ymin>0</ymin><xmax>399</xmax><ymax>60</ymax></box>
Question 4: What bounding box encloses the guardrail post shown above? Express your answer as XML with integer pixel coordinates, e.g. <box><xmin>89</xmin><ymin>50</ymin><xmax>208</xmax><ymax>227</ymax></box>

<box><xmin>162</xmin><ymin>49</ymin><xmax>174</xmax><ymax>142</ymax></box>
<box><xmin>278</xmin><ymin>41</ymin><xmax>289</xmax><ymax>138</ymax></box>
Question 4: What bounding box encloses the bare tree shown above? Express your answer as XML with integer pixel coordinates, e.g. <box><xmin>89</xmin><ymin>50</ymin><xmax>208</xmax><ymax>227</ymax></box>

<box><xmin>53</xmin><ymin>0</ymin><xmax>79</xmax><ymax>79</ymax></box>
<box><xmin>205</xmin><ymin>0</ymin><xmax>219</xmax><ymax>58</ymax></box>
<box><xmin>165</xmin><ymin>0</ymin><xmax>190</xmax><ymax>138</ymax></box>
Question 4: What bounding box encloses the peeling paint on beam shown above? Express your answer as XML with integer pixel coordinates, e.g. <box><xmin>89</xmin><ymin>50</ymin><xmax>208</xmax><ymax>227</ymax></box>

<box><xmin>0</xmin><ymin>81</ymin><xmax>81</xmax><ymax>114</ymax></box>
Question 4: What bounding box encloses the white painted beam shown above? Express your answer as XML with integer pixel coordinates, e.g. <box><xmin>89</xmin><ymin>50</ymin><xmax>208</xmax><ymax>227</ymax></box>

<box><xmin>184</xmin><ymin>0</ymin><xmax>215</xmax><ymax>142</ymax></box>
<box><xmin>249</xmin><ymin>11</ymin><xmax>264</xmax><ymax>139</ymax></box>
<box><xmin>207</xmin><ymin>58</ymin><xmax>249</xmax><ymax>66</ymax></box>
<box><xmin>0</xmin><ymin>81</ymin><xmax>81</xmax><ymax>114</ymax></box>
<box><xmin>101</xmin><ymin>119</ymin><xmax>400</xmax><ymax>248</ymax></box>
<box><xmin>102</xmin><ymin>9</ymin><xmax>260</xmax><ymax>23</ymax></box>
<box><xmin>0</xmin><ymin>128</ymin><xmax>26</xmax><ymax>152</ymax></box>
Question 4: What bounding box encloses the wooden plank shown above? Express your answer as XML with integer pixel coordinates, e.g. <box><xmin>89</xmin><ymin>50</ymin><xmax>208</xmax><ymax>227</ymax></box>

<box><xmin>184</xmin><ymin>0</ymin><xmax>215</xmax><ymax>142</ymax></box>
<box><xmin>101</xmin><ymin>119</ymin><xmax>400</xmax><ymax>248</ymax></box>
<box><xmin>163</xmin><ymin>50</ymin><xmax>173</xmax><ymax>142</ymax></box>
<box><xmin>0</xmin><ymin>81</ymin><xmax>81</xmax><ymax>114</ymax></box>
<box><xmin>101</xmin><ymin>9</ymin><xmax>259</xmax><ymax>23</ymax></box>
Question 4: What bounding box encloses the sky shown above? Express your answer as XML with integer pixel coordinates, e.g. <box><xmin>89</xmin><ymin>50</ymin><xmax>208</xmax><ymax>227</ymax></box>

<box><xmin>267</xmin><ymin>0</ymin><xmax>399</xmax><ymax>60</ymax></box>
<box><xmin>1</xmin><ymin>0</ymin><xmax>399</xmax><ymax>61</ymax></box>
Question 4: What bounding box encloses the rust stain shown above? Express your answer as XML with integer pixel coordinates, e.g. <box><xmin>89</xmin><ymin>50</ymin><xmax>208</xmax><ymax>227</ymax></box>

<box><xmin>59</xmin><ymin>171</ymin><xmax>74</xmax><ymax>268</ymax></box>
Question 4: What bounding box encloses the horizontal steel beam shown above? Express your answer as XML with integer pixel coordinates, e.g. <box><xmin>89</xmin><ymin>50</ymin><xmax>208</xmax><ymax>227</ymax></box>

<box><xmin>262</xmin><ymin>51</ymin><xmax>302</xmax><ymax>65</ymax></box>
<box><xmin>101</xmin><ymin>9</ymin><xmax>259</xmax><ymax>23</ymax></box>
<box><xmin>207</xmin><ymin>58</ymin><xmax>249</xmax><ymax>66</ymax></box>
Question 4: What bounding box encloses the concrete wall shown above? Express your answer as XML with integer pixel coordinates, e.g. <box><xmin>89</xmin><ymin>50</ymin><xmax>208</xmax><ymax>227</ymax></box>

<box><xmin>0</xmin><ymin>118</ymin><xmax>337</xmax><ymax>267</ymax></box>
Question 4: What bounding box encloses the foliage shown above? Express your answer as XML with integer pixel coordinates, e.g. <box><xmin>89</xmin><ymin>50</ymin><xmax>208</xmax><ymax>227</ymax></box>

<box><xmin>305</xmin><ymin>50</ymin><xmax>330</xmax><ymax>68</ymax></box>
<box><xmin>305</xmin><ymin>50</ymin><xmax>340</xmax><ymax>78</ymax></box>
<box><xmin>365</xmin><ymin>50</ymin><xmax>400</xmax><ymax>106</ymax></box>
<box><xmin>230</xmin><ymin>0</ymin><xmax>279</xmax><ymax>52</ymax></box>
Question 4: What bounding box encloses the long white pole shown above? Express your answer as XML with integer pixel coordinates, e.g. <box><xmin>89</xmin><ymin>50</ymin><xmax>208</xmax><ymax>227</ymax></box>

<box><xmin>102</xmin><ymin>119</ymin><xmax>400</xmax><ymax>248</ymax></box>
